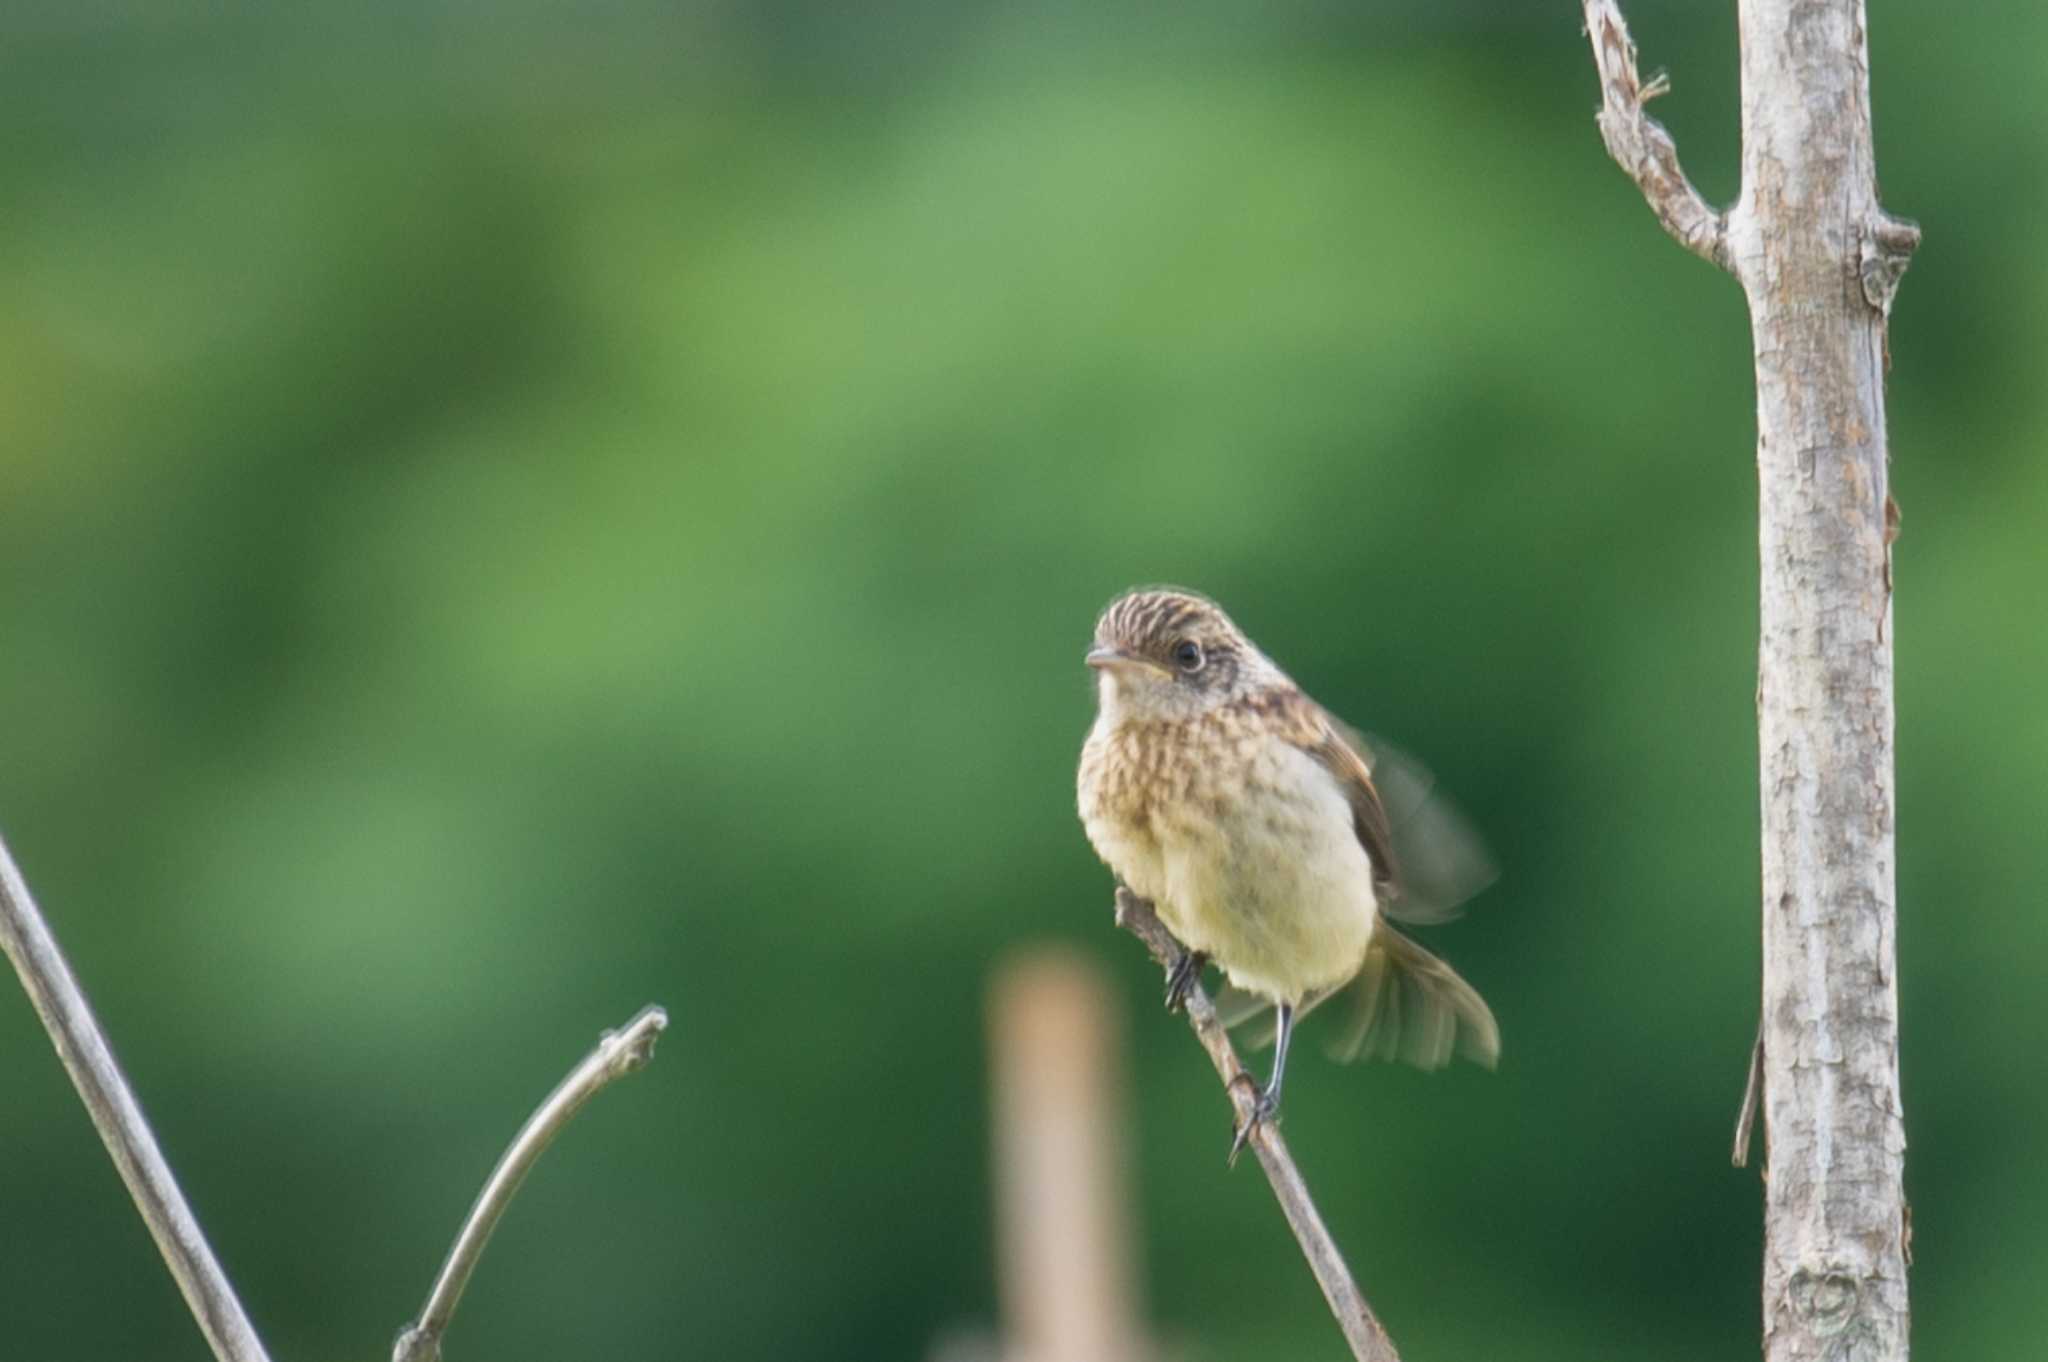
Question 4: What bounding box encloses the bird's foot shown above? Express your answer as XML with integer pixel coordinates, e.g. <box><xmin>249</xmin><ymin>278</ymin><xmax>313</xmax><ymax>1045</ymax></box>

<box><xmin>1163</xmin><ymin>947</ymin><xmax>1208</xmax><ymax>1014</ymax></box>
<box><xmin>1226</xmin><ymin>1071</ymin><xmax>1280</xmax><ymax>1168</ymax></box>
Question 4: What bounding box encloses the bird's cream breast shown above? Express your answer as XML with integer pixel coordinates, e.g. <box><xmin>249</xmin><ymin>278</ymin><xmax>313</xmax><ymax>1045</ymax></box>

<box><xmin>1080</xmin><ymin>710</ymin><xmax>1376</xmax><ymax>1003</ymax></box>
<box><xmin>1077</xmin><ymin>717</ymin><xmax>1171</xmax><ymax>899</ymax></box>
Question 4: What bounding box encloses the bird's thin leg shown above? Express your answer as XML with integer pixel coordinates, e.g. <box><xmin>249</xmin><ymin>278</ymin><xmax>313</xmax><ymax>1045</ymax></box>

<box><xmin>1267</xmin><ymin>1000</ymin><xmax>1296</xmax><ymax>1106</ymax></box>
<box><xmin>1164</xmin><ymin>946</ymin><xmax>1208</xmax><ymax>1014</ymax></box>
<box><xmin>1228</xmin><ymin>1001</ymin><xmax>1295</xmax><ymax>1166</ymax></box>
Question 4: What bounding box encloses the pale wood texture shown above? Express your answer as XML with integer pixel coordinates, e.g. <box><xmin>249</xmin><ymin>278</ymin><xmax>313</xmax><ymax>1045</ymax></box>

<box><xmin>1581</xmin><ymin>2</ymin><xmax>1916</xmax><ymax>1358</ymax></box>
<box><xmin>1735</xmin><ymin>4</ymin><xmax>1914</xmax><ymax>1355</ymax></box>
<box><xmin>1115</xmin><ymin>889</ymin><xmax>1400</xmax><ymax>1362</ymax></box>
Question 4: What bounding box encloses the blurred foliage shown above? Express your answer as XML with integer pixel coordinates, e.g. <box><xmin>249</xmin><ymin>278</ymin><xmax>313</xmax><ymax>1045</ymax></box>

<box><xmin>2</xmin><ymin>1</ymin><xmax>2043</xmax><ymax>1358</ymax></box>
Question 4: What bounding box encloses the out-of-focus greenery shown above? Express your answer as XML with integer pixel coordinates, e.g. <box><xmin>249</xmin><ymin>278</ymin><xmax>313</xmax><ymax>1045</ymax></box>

<box><xmin>2</xmin><ymin>2</ymin><xmax>2042</xmax><ymax>1358</ymax></box>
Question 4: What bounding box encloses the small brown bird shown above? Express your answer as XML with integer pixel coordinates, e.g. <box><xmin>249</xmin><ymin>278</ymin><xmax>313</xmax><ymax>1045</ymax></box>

<box><xmin>1076</xmin><ymin>588</ymin><xmax>1498</xmax><ymax>1157</ymax></box>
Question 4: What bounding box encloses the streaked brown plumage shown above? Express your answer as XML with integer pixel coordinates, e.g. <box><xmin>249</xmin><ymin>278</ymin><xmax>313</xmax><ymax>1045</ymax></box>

<box><xmin>1076</xmin><ymin>588</ymin><xmax>1497</xmax><ymax>1151</ymax></box>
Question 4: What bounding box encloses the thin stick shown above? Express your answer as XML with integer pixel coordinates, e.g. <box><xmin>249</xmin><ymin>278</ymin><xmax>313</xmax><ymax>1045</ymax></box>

<box><xmin>0</xmin><ymin>834</ymin><xmax>274</xmax><ymax>1362</ymax></box>
<box><xmin>392</xmin><ymin>1004</ymin><xmax>669</xmax><ymax>1362</ymax></box>
<box><xmin>1114</xmin><ymin>889</ymin><xmax>1400</xmax><ymax>1362</ymax></box>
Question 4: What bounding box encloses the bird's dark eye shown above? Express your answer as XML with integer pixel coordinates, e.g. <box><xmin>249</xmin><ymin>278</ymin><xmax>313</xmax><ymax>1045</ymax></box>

<box><xmin>1172</xmin><ymin>639</ymin><xmax>1204</xmax><ymax>672</ymax></box>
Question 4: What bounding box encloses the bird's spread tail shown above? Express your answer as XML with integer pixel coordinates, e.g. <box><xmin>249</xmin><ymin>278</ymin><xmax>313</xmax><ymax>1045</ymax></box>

<box><xmin>1218</xmin><ymin>926</ymin><xmax>1499</xmax><ymax>1071</ymax></box>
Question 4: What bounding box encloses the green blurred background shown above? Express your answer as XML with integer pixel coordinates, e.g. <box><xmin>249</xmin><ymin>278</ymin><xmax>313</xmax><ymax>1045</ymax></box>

<box><xmin>3</xmin><ymin>1</ymin><xmax>2041</xmax><ymax>1358</ymax></box>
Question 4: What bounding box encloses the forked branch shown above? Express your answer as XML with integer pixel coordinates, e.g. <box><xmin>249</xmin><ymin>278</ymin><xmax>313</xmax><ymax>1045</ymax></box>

<box><xmin>2</xmin><ymin>826</ymin><xmax>669</xmax><ymax>1362</ymax></box>
<box><xmin>1582</xmin><ymin>0</ymin><xmax>1732</xmax><ymax>272</ymax></box>
<box><xmin>1114</xmin><ymin>889</ymin><xmax>1400</xmax><ymax>1362</ymax></box>
<box><xmin>393</xmin><ymin>1004</ymin><xmax>669</xmax><ymax>1362</ymax></box>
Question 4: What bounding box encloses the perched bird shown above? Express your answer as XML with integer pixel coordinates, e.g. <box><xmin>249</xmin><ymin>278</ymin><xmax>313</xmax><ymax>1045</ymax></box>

<box><xmin>1076</xmin><ymin>587</ymin><xmax>1498</xmax><ymax>1157</ymax></box>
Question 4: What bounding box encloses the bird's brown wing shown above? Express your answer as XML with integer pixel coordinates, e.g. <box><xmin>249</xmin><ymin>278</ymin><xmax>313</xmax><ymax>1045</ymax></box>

<box><xmin>1274</xmin><ymin>695</ymin><xmax>1402</xmax><ymax>903</ymax></box>
<box><xmin>1288</xmin><ymin>702</ymin><xmax>1494</xmax><ymax>925</ymax></box>
<box><xmin>1233</xmin><ymin>694</ymin><xmax>1500</xmax><ymax>1070</ymax></box>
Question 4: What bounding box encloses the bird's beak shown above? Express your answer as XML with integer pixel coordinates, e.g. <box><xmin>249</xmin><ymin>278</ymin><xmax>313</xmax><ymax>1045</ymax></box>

<box><xmin>1086</xmin><ymin>644</ymin><xmax>1157</xmax><ymax>672</ymax></box>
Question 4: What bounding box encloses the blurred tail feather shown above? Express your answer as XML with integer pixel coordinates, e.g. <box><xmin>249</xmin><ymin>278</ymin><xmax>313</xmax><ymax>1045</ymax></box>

<box><xmin>1218</xmin><ymin>926</ymin><xmax>1498</xmax><ymax>1071</ymax></box>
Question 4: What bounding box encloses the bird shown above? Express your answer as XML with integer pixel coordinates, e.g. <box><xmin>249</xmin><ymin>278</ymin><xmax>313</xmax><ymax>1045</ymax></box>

<box><xmin>1075</xmin><ymin>587</ymin><xmax>1498</xmax><ymax>1159</ymax></box>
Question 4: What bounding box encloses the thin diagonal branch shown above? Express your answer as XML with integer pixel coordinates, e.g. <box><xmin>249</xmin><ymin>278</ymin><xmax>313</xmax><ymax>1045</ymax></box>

<box><xmin>1114</xmin><ymin>889</ymin><xmax>1399</xmax><ymax>1362</ymax></box>
<box><xmin>0</xmin><ymin>832</ymin><xmax>273</xmax><ymax>1362</ymax></box>
<box><xmin>392</xmin><ymin>1003</ymin><xmax>669</xmax><ymax>1362</ymax></box>
<box><xmin>1732</xmin><ymin>1016</ymin><xmax>1764</xmax><ymax>1167</ymax></box>
<box><xmin>1582</xmin><ymin>0</ymin><xmax>1732</xmax><ymax>272</ymax></box>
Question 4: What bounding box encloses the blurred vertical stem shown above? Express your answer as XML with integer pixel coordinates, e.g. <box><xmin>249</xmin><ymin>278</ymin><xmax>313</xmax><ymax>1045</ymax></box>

<box><xmin>988</xmin><ymin>950</ymin><xmax>1152</xmax><ymax>1362</ymax></box>
<box><xmin>1581</xmin><ymin>3</ymin><xmax>1916</xmax><ymax>1359</ymax></box>
<box><xmin>0</xmin><ymin>833</ymin><xmax>273</xmax><ymax>1362</ymax></box>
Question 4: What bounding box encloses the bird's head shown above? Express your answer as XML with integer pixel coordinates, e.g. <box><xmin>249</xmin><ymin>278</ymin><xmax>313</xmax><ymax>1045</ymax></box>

<box><xmin>1086</xmin><ymin>588</ymin><xmax>1279</xmax><ymax>720</ymax></box>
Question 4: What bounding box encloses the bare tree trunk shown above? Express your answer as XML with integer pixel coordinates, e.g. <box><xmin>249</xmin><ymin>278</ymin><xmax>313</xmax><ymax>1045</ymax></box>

<box><xmin>1736</xmin><ymin>6</ymin><xmax>1916</xmax><ymax>1359</ymax></box>
<box><xmin>1582</xmin><ymin>3</ymin><xmax>1917</xmax><ymax>1358</ymax></box>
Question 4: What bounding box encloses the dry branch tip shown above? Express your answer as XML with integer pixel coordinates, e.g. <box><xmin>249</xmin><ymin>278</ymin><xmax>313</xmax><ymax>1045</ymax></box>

<box><xmin>1580</xmin><ymin>0</ymin><xmax>1731</xmax><ymax>273</ymax></box>
<box><xmin>392</xmin><ymin>1004</ymin><xmax>669</xmax><ymax>1362</ymax></box>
